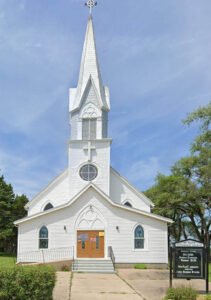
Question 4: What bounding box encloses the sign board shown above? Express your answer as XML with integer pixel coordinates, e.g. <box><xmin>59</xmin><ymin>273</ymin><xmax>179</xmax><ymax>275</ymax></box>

<box><xmin>99</xmin><ymin>232</ymin><xmax>104</xmax><ymax>237</ymax></box>
<box><xmin>78</xmin><ymin>233</ymin><xmax>89</xmax><ymax>242</ymax></box>
<box><xmin>170</xmin><ymin>239</ymin><xmax>209</xmax><ymax>294</ymax></box>
<box><xmin>174</xmin><ymin>248</ymin><xmax>205</xmax><ymax>279</ymax></box>
<box><xmin>90</xmin><ymin>237</ymin><xmax>96</xmax><ymax>242</ymax></box>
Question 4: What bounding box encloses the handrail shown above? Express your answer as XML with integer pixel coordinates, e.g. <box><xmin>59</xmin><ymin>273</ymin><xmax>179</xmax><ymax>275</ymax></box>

<box><xmin>108</xmin><ymin>246</ymin><xmax>115</xmax><ymax>270</ymax></box>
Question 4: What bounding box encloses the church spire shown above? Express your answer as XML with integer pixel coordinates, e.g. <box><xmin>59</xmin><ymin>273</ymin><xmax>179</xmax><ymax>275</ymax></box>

<box><xmin>69</xmin><ymin>13</ymin><xmax>110</xmax><ymax>113</ymax></box>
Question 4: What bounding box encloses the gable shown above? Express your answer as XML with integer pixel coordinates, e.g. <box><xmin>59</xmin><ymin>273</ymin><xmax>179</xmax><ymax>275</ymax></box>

<box><xmin>15</xmin><ymin>183</ymin><xmax>172</xmax><ymax>225</ymax></box>
<box><xmin>26</xmin><ymin>169</ymin><xmax>69</xmax><ymax>216</ymax></box>
<box><xmin>81</xmin><ymin>79</ymin><xmax>101</xmax><ymax>110</ymax></box>
<box><xmin>110</xmin><ymin>167</ymin><xmax>154</xmax><ymax>212</ymax></box>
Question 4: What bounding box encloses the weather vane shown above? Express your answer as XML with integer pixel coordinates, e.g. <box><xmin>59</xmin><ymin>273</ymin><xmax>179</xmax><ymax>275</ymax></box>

<box><xmin>85</xmin><ymin>0</ymin><xmax>97</xmax><ymax>15</ymax></box>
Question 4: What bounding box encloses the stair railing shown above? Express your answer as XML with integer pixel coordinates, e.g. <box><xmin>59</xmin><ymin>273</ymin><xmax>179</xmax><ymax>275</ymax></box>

<box><xmin>108</xmin><ymin>246</ymin><xmax>115</xmax><ymax>270</ymax></box>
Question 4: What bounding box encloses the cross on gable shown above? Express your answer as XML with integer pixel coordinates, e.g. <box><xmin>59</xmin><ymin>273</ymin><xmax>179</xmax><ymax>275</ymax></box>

<box><xmin>83</xmin><ymin>141</ymin><xmax>96</xmax><ymax>161</ymax></box>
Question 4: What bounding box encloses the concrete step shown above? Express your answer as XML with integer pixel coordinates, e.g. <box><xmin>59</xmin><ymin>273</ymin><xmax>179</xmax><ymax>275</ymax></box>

<box><xmin>72</xmin><ymin>258</ymin><xmax>115</xmax><ymax>274</ymax></box>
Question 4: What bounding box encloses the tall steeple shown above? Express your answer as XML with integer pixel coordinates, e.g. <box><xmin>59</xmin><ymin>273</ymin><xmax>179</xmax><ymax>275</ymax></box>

<box><xmin>68</xmin><ymin>10</ymin><xmax>112</xmax><ymax>197</ymax></box>
<box><xmin>69</xmin><ymin>15</ymin><xmax>110</xmax><ymax>113</ymax></box>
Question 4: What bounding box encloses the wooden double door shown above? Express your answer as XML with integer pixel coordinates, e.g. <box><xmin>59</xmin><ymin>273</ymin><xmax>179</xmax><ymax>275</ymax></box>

<box><xmin>77</xmin><ymin>230</ymin><xmax>104</xmax><ymax>258</ymax></box>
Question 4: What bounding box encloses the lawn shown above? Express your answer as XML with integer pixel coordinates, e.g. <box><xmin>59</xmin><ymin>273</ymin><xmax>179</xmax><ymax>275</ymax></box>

<box><xmin>0</xmin><ymin>253</ymin><xmax>17</xmax><ymax>268</ymax></box>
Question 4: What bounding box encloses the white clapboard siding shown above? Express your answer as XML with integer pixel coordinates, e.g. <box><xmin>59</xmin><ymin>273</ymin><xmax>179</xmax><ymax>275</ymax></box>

<box><xmin>17</xmin><ymin>187</ymin><xmax>168</xmax><ymax>264</ymax></box>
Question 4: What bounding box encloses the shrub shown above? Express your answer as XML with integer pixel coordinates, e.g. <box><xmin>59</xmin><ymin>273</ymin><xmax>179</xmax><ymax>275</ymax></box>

<box><xmin>134</xmin><ymin>264</ymin><xmax>147</xmax><ymax>269</ymax></box>
<box><xmin>0</xmin><ymin>265</ymin><xmax>56</xmax><ymax>300</ymax></box>
<box><xmin>61</xmin><ymin>265</ymin><xmax>70</xmax><ymax>272</ymax></box>
<box><xmin>162</xmin><ymin>286</ymin><xmax>198</xmax><ymax>300</ymax></box>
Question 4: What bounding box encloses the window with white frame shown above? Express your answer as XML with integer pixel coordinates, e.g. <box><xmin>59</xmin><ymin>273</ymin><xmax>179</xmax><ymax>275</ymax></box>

<box><xmin>39</xmin><ymin>226</ymin><xmax>48</xmax><ymax>249</ymax></box>
<box><xmin>82</xmin><ymin>118</ymin><xmax>97</xmax><ymax>140</ymax></box>
<box><xmin>44</xmin><ymin>203</ymin><xmax>53</xmax><ymax>211</ymax></box>
<box><xmin>134</xmin><ymin>225</ymin><xmax>144</xmax><ymax>249</ymax></box>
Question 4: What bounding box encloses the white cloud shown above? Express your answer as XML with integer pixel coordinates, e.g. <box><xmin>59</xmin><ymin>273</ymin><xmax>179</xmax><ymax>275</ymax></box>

<box><xmin>128</xmin><ymin>157</ymin><xmax>160</xmax><ymax>183</ymax></box>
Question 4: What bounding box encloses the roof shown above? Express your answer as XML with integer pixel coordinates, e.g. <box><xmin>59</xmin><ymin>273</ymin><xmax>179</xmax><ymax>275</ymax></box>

<box><xmin>15</xmin><ymin>183</ymin><xmax>173</xmax><ymax>225</ymax></box>
<box><xmin>25</xmin><ymin>168</ymin><xmax>68</xmax><ymax>210</ymax></box>
<box><xmin>110</xmin><ymin>167</ymin><xmax>155</xmax><ymax>207</ymax></box>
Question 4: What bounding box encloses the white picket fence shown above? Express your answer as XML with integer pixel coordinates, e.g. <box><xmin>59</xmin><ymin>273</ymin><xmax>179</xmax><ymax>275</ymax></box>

<box><xmin>18</xmin><ymin>247</ymin><xmax>74</xmax><ymax>263</ymax></box>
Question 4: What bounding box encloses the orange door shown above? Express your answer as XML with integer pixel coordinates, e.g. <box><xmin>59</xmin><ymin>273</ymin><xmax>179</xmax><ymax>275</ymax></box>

<box><xmin>77</xmin><ymin>230</ymin><xmax>104</xmax><ymax>258</ymax></box>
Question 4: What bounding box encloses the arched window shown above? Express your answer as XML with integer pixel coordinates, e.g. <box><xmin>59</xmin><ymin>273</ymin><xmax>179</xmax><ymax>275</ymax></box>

<box><xmin>39</xmin><ymin>226</ymin><xmax>48</xmax><ymax>249</ymax></box>
<box><xmin>44</xmin><ymin>203</ymin><xmax>53</xmax><ymax>211</ymax></box>
<box><xmin>124</xmin><ymin>201</ymin><xmax>132</xmax><ymax>208</ymax></box>
<box><xmin>134</xmin><ymin>225</ymin><xmax>144</xmax><ymax>249</ymax></box>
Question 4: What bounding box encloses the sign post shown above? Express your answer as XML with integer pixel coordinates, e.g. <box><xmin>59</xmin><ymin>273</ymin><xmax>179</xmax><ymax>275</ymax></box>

<box><xmin>169</xmin><ymin>239</ymin><xmax>209</xmax><ymax>294</ymax></box>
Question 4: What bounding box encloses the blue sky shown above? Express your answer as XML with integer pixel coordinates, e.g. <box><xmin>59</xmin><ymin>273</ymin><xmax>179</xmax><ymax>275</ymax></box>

<box><xmin>0</xmin><ymin>0</ymin><xmax>211</xmax><ymax>199</ymax></box>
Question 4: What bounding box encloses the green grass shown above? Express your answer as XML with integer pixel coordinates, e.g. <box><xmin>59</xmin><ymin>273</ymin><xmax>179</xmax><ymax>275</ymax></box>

<box><xmin>0</xmin><ymin>254</ymin><xmax>17</xmax><ymax>268</ymax></box>
<box><xmin>134</xmin><ymin>263</ymin><xmax>147</xmax><ymax>269</ymax></box>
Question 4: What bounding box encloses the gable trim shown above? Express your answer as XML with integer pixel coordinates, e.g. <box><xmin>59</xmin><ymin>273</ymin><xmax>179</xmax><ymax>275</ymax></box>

<box><xmin>15</xmin><ymin>183</ymin><xmax>173</xmax><ymax>225</ymax></box>
<box><xmin>25</xmin><ymin>169</ymin><xmax>68</xmax><ymax>210</ymax></box>
<box><xmin>110</xmin><ymin>167</ymin><xmax>154</xmax><ymax>207</ymax></box>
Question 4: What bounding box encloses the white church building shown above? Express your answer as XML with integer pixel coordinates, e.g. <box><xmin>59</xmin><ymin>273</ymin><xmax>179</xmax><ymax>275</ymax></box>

<box><xmin>14</xmin><ymin>11</ymin><xmax>172</xmax><ymax>271</ymax></box>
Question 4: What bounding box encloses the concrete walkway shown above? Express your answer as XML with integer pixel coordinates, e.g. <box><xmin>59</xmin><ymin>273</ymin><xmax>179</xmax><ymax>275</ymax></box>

<box><xmin>53</xmin><ymin>270</ymin><xmax>211</xmax><ymax>300</ymax></box>
<box><xmin>71</xmin><ymin>273</ymin><xmax>143</xmax><ymax>300</ymax></box>
<box><xmin>53</xmin><ymin>272</ymin><xmax>71</xmax><ymax>300</ymax></box>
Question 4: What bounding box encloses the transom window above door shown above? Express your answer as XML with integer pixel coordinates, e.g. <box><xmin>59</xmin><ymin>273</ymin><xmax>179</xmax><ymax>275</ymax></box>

<box><xmin>82</xmin><ymin>118</ymin><xmax>97</xmax><ymax>140</ymax></box>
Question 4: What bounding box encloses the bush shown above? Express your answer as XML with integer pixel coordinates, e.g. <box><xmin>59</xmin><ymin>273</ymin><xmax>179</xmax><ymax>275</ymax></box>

<box><xmin>162</xmin><ymin>286</ymin><xmax>198</xmax><ymax>300</ymax></box>
<box><xmin>0</xmin><ymin>265</ymin><xmax>56</xmax><ymax>300</ymax></box>
<box><xmin>134</xmin><ymin>264</ymin><xmax>147</xmax><ymax>269</ymax></box>
<box><xmin>61</xmin><ymin>265</ymin><xmax>70</xmax><ymax>271</ymax></box>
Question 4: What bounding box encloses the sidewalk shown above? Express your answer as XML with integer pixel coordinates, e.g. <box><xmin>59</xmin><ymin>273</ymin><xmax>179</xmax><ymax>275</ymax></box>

<box><xmin>53</xmin><ymin>270</ymin><xmax>211</xmax><ymax>300</ymax></box>
<box><xmin>71</xmin><ymin>273</ymin><xmax>142</xmax><ymax>300</ymax></box>
<box><xmin>53</xmin><ymin>272</ymin><xmax>71</xmax><ymax>300</ymax></box>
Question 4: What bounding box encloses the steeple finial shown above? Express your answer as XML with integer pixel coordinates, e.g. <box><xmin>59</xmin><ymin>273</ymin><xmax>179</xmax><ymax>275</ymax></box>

<box><xmin>85</xmin><ymin>0</ymin><xmax>97</xmax><ymax>15</ymax></box>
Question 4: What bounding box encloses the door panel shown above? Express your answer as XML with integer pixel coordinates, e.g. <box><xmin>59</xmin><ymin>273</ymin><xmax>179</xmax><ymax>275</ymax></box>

<box><xmin>77</xmin><ymin>230</ymin><xmax>104</xmax><ymax>258</ymax></box>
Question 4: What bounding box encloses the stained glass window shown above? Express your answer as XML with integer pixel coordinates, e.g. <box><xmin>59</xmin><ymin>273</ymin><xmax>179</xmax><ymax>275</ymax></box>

<box><xmin>39</xmin><ymin>226</ymin><xmax>48</xmax><ymax>249</ymax></box>
<box><xmin>134</xmin><ymin>225</ymin><xmax>144</xmax><ymax>249</ymax></box>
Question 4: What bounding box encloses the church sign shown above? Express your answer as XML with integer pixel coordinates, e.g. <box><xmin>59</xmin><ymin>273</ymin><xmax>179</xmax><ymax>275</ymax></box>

<box><xmin>173</xmin><ymin>245</ymin><xmax>204</xmax><ymax>279</ymax></box>
<box><xmin>169</xmin><ymin>239</ymin><xmax>209</xmax><ymax>294</ymax></box>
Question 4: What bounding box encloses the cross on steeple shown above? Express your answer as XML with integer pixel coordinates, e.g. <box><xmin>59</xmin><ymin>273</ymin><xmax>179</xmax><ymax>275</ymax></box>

<box><xmin>85</xmin><ymin>0</ymin><xmax>97</xmax><ymax>15</ymax></box>
<box><xmin>83</xmin><ymin>141</ymin><xmax>96</xmax><ymax>161</ymax></box>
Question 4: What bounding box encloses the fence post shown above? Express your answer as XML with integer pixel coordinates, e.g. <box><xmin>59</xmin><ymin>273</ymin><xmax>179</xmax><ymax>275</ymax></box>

<box><xmin>42</xmin><ymin>250</ymin><xmax>45</xmax><ymax>263</ymax></box>
<box><xmin>169</xmin><ymin>247</ymin><xmax>173</xmax><ymax>288</ymax></box>
<box><xmin>206</xmin><ymin>247</ymin><xmax>209</xmax><ymax>294</ymax></box>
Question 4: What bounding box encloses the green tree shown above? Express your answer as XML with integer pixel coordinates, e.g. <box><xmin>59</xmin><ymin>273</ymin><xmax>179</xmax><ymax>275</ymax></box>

<box><xmin>145</xmin><ymin>103</ymin><xmax>211</xmax><ymax>248</ymax></box>
<box><xmin>0</xmin><ymin>175</ymin><xmax>28</xmax><ymax>253</ymax></box>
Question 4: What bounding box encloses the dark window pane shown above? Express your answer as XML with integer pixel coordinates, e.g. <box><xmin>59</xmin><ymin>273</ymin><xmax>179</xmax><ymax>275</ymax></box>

<box><xmin>44</xmin><ymin>203</ymin><xmax>53</xmax><ymax>211</ymax></box>
<box><xmin>135</xmin><ymin>225</ymin><xmax>144</xmax><ymax>238</ymax></box>
<box><xmin>39</xmin><ymin>239</ymin><xmax>48</xmax><ymax>249</ymax></box>
<box><xmin>135</xmin><ymin>239</ymin><xmax>144</xmax><ymax>249</ymax></box>
<box><xmin>82</xmin><ymin>241</ymin><xmax>85</xmax><ymax>250</ymax></box>
<box><xmin>39</xmin><ymin>226</ymin><xmax>48</xmax><ymax>238</ymax></box>
<box><xmin>96</xmin><ymin>236</ymin><xmax>99</xmax><ymax>250</ymax></box>
<box><xmin>124</xmin><ymin>202</ymin><xmax>132</xmax><ymax>207</ymax></box>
